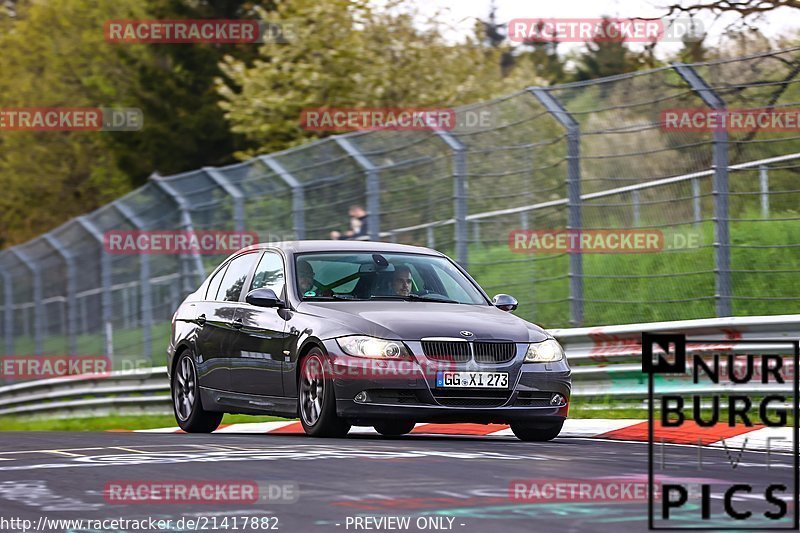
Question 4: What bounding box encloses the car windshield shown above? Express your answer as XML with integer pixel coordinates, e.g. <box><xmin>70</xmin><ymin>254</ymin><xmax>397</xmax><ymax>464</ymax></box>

<box><xmin>295</xmin><ymin>252</ymin><xmax>488</xmax><ymax>305</ymax></box>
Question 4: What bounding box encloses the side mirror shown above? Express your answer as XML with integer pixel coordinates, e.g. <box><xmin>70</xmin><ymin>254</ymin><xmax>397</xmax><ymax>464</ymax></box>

<box><xmin>492</xmin><ymin>293</ymin><xmax>518</xmax><ymax>312</ymax></box>
<box><xmin>245</xmin><ymin>288</ymin><xmax>284</xmax><ymax>308</ymax></box>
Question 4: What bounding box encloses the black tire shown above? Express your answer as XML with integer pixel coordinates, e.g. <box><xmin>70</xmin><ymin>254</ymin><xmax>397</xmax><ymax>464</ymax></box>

<box><xmin>298</xmin><ymin>348</ymin><xmax>351</xmax><ymax>438</ymax></box>
<box><xmin>510</xmin><ymin>421</ymin><xmax>564</xmax><ymax>442</ymax></box>
<box><xmin>373</xmin><ymin>420</ymin><xmax>416</xmax><ymax>436</ymax></box>
<box><xmin>171</xmin><ymin>350</ymin><xmax>223</xmax><ymax>433</ymax></box>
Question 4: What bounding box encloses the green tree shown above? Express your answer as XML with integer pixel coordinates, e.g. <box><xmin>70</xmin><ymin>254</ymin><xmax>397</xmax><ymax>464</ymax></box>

<box><xmin>518</xmin><ymin>24</ymin><xmax>567</xmax><ymax>85</ymax></box>
<box><xmin>0</xmin><ymin>0</ymin><xmax>269</xmax><ymax>246</ymax></box>
<box><xmin>217</xmin><ymin>0</ymin><xmax>543</xmax><ymax>157</ymax></box>
<box><xmin>572</xmin><ymin>17</ymin><xmax>638</xmax><ymax>81</ymax></box>
<box><xmin>479</xmin><ymin>0</ymin><xmax>514</xmax><ymax>76</ymax></box>
<box><xmin>0</xmin><ymin>0</ymin><xmax>147</xmax><ymax>247</ymax></box>
<box><xmin>110</xmin><ymin>0</ymin><xmax>271</xmax><ymax>180</ymax></box>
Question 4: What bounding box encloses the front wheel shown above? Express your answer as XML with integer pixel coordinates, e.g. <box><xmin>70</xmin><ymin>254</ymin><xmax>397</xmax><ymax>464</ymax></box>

<box><xmin>298</xmin><ymin>349</ymin><xmax>350</xmax><ymax>438</ymax></box>
<box><xmin>510</xmin><ymin>421</ymin><xmax>564</xmax><ymax>442</ymax></box>
<box><xmin>373</xmin><ymin>420</ymin><xmax>416</xmax><ymax>436</ymax></box>
<box><xmin>172</xmin><ymin>350</ymin><xmax>223</xmax><ymax>433</ymax></box>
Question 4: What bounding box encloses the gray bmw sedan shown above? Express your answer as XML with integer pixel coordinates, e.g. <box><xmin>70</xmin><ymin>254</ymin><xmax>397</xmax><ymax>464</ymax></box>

<box><xmin>168</xmin><ymin>240</ymin><xmax>571</xmax><ymax>441</ymax></box>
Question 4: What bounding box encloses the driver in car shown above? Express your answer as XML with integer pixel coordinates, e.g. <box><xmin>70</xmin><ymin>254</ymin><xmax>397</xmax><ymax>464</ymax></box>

<box><xmin>298</xmin><ymin>260</ymin><xmax>320</xmax><ymax>296</ymax></box>
<box><xmin>391</xmin><ymin>265</ymin><xmax>413</xmax><ymax>297</ymax></box>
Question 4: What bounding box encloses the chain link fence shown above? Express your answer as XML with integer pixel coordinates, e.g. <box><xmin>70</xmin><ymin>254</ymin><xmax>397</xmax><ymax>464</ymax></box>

<box><xmin>1</xmin><ymin>47</ymin><xmax>799</xmax><ymax>370</ymax></box>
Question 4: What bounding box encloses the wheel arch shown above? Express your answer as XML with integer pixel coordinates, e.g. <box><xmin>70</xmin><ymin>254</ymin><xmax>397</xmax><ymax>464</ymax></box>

<box><xmin>295</xmin><ymin>337</ymin><xmax>327</xmax><ymax>384</ymax></box>
<box><xmin>169</xmin><ymin>341</ymin><xmax>194</xmax><ymax>379</ymax></box>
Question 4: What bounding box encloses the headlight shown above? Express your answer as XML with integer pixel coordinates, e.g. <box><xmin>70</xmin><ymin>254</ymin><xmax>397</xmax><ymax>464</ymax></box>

<box><xmin>336</xmin><ymin>336</ymin><xmax>411</xmax><ymax>360</ymax></box>
<box><xmin>524</xmin><ymin>338</ymin><xmax>564</xmax><ymax>363</ymax></box>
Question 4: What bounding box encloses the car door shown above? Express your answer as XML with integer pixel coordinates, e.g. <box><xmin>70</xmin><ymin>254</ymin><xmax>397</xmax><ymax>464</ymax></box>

<box><xmin>195</xmin><ymin>251</ymin><xmax>259</xmax><ymax>392</ymax></box>
<box><xmin>191</xmin><ymin>260</ymin><xmax>231</xmax><ymax>390</ymax></box>
<box><xmin>228</xmin><ymin>250</ymin><xmax>290</xmax><ymax>397</ymax></box>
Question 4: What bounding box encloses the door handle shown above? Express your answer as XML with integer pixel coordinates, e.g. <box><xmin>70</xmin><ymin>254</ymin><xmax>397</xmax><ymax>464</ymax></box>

<box><xmin>232</xmin><ymin>318</ymin><xmax>244</xmax><ymax>330</ymax></box>
<box><xmin>196</xmin><ymin>314</ymin><xmax>206</xmax><ymax>326</ymax></box>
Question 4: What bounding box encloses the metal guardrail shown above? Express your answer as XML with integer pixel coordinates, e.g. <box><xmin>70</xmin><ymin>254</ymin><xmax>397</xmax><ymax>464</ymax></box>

<box><xmin>0</xmin><ymin>366</ymin><xmax>170</xmax><ymax>417</ymax></box>
<box><xmin>0</xmin><ymin>315</ymin><xmax>797</xmax><ymax>418</ymax></box>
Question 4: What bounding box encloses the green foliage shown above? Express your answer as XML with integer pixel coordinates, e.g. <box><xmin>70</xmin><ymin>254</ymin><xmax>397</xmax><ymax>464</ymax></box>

<box><xmin>217</xmin><ymin>0</ymin><xmax>546</xmax><ymax>157</ymax></box>
<box><xmin>0</xmin><ymin>0</ymin><xmax>145</xmax><ymax>247</ymax></box>
<box><xmin>0</xmin><ymin>0</ymin><xmax>261</xmax><ymax>247</ymax></box>
<box><xmin>571</xmin><ymin>18</ymin><xmax>641</xmax><ymax>82</ymax></box>
<box><xmin>468</xmin><ymin>215</ymin><xmax>800</xmax><ymax>329</ymax></box>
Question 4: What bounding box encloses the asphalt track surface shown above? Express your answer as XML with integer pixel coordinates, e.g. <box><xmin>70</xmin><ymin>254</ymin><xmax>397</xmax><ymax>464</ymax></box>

<box><xmin>0</xmin><ymin>431</ymin><xmax>795</xmax><ymax>533</ymax></box>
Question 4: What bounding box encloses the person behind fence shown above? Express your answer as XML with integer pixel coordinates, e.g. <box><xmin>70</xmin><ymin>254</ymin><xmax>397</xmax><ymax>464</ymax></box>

<box><xmin>329</xmin><ymin>205</ymin><xmax>368</xmax><ymax>240</ymax></box>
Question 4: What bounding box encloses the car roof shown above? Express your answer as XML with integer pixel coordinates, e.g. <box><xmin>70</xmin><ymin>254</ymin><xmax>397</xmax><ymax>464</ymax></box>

<box><xmin>249</xmin><ymin>239</ymin><xmax>445</xmax><ymax>257</ymax></box>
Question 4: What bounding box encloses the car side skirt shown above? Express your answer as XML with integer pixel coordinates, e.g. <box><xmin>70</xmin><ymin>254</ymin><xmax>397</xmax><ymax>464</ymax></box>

<box><xmin>199</xmin><ymin>386</ymin><xmax>298</xmax><ymax>418</ymax></box>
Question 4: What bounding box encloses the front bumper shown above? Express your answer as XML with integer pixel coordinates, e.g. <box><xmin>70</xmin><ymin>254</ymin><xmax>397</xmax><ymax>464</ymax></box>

<box><xmin>321</xmin><ymin>339</ymin><xmax>571</xmax><ymax>425</ymax></box>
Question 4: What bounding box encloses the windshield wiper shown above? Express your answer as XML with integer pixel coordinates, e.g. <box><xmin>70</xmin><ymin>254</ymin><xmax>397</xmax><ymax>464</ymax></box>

<box><xmin>304</xmin><ymin>294</ymin><xmax>363</xmax><ymax>301</ymax></box>
<box><xmin>369</xmin><ymin>294</ymin><xmax>460</xmax><ymax>304</ymax></box>
<box><xmin>408</xmin><ymin>293</ymin><xmax>460</xmax><ymax>303</ymax></box>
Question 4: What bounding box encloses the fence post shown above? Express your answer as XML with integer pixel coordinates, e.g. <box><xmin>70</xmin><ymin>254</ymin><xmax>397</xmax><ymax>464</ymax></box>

<box><xmin>693</xmin><ymin>177</ymin><xmax>701</xmax><ymax>225</ymax></box>
<box><xmin>42</xmin><ymin>234</ymin><xmax>78</xmax><ymax>356</ymax></box>
<box><xmin>433</xmin><ymin>130</ymin><xmax>468</xmax><ymax>268</ymax></box>
<box><xmin>8</xmin><ymin>248</ymin><xmax>43</xmax><ymax>355</ymax></box>
<box><xmin>0</xmin><ymin>254</ymin><xmax>13</xmax><ymax>356</ymax></box>
<box><xmin>334</xmin><ymin>136</ymin><xmax>380</xmax><ymax>240</ymax></box>
<box><xmin>261</xmin><ymin>156</ymin><xmax>305</xmax><ymax>240</ymax></box>
<box><xmin>113</xmin><ymin>201</ymin><xmax>153</xmax><ymax>363</ymax></box>
<box><xmin>631</xmin><ymin>190</ymin><xmax>640</xmax><ymax>226</ymax></box>
<box><xmin>674</xmin><ymin>63</ymin><xmax>731</xmax><ymax>317</ymax></box>
<box><xmin>530</xmin><ymin>87</ymin><xmax>583</xmax><ymax>326</ymax></box>
<box><xmin>150</xmin><ymin>174</ymin><xmax>206</xmax><ymax>291</ymax></box>
<box><xmin>426</xmin><ymin>227</ymin><xmax>435</xmax><ymax>248</ymax></box>
<box><xmin>204</xmin><ymin>167</ymin><xmax>246</xmax><ymax>232</ymax></box>
<box><xmin>759</xmin><ymin>164</ymin><xmax>769</xmax><ymax>219</ymax></box>
<box><xmin>75</xmin><ymin>216</ymin><xmax>113</xmax><ymax>359</ymax></box>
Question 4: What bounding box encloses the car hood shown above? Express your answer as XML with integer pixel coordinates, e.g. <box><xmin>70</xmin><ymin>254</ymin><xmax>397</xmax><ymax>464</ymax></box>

<box><xmin>297</xmin><ymin>301</ymin><xmax>548</xmax><ymax>342</ymax></box>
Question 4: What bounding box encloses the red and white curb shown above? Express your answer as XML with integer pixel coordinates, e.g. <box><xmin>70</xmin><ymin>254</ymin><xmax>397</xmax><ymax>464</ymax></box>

<box><xmin>127</xmin><ymin>419</ymin><xmax>794</xmax><ymax>452</ymax></box>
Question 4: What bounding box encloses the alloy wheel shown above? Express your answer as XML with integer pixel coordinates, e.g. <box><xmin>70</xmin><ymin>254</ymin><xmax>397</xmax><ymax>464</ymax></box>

<box><xmin>174</xmin><ymin>355</ymin><xmax>196</xmax><ymax>422</ymax></box>
<box><xmin>300</xmin><ymin>356</ymin><xmax>324</xmax><ymax>426</ymax></box>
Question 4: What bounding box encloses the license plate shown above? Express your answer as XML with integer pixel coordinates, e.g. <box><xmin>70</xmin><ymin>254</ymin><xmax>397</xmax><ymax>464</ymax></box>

<box><xmin>436</xmin><ymin>371</ymin><xmax>509</xmax><ymax>389</ymax></box>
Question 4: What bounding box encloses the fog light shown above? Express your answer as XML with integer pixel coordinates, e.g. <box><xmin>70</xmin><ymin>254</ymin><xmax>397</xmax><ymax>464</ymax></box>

<box><xmin>355</xmin><ymin>391</ymin><xmax>368</xmax><ymax>403</ymax></box>
<box><xmin>550</xmin><ymin>394</ymin><xmax>565</xmax><ymax>406</ymax></box>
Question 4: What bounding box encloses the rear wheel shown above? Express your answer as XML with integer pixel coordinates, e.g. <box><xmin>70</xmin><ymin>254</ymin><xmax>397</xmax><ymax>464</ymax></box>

<box><xmin>373</xmin><ymin>420</ymin><xmax>416</xmax><ymax>436</ymax></box>
<box><xmin>299</xmin><ymin>348</ymin><xmax>350</xmax><ymax>438</ymax></box>
<box><xmin>510</xmin><ymin>421</ymin><xmax>564</xmax><ymax>442</ymax></box>
<box><xmin>172</xmin><ymin>350</ymin><xmax>223</xmax><ymax>433</ymax></box>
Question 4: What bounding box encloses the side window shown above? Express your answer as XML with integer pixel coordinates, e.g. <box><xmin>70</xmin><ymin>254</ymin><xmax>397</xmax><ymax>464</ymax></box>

<box><xmin>216</xmin><ymin>253</ymin><xmax>257</xmax><ymax>302</ymax></box>
<box><xmin>250</xmin><ymin>252</ymin><xmax>285</xmax><ymax>297</ymax></box>
<box><xmin>205</xmin><ymin>263</ymin><xmax>228</xmax><ymax>301</ymax></box>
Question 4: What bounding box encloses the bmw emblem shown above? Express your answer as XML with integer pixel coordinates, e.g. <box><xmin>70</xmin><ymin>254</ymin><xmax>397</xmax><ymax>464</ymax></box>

<box><xmin>460</xmin><ymin>330</ymin><xmax>474</xmax><ymax>337</ymax></box>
